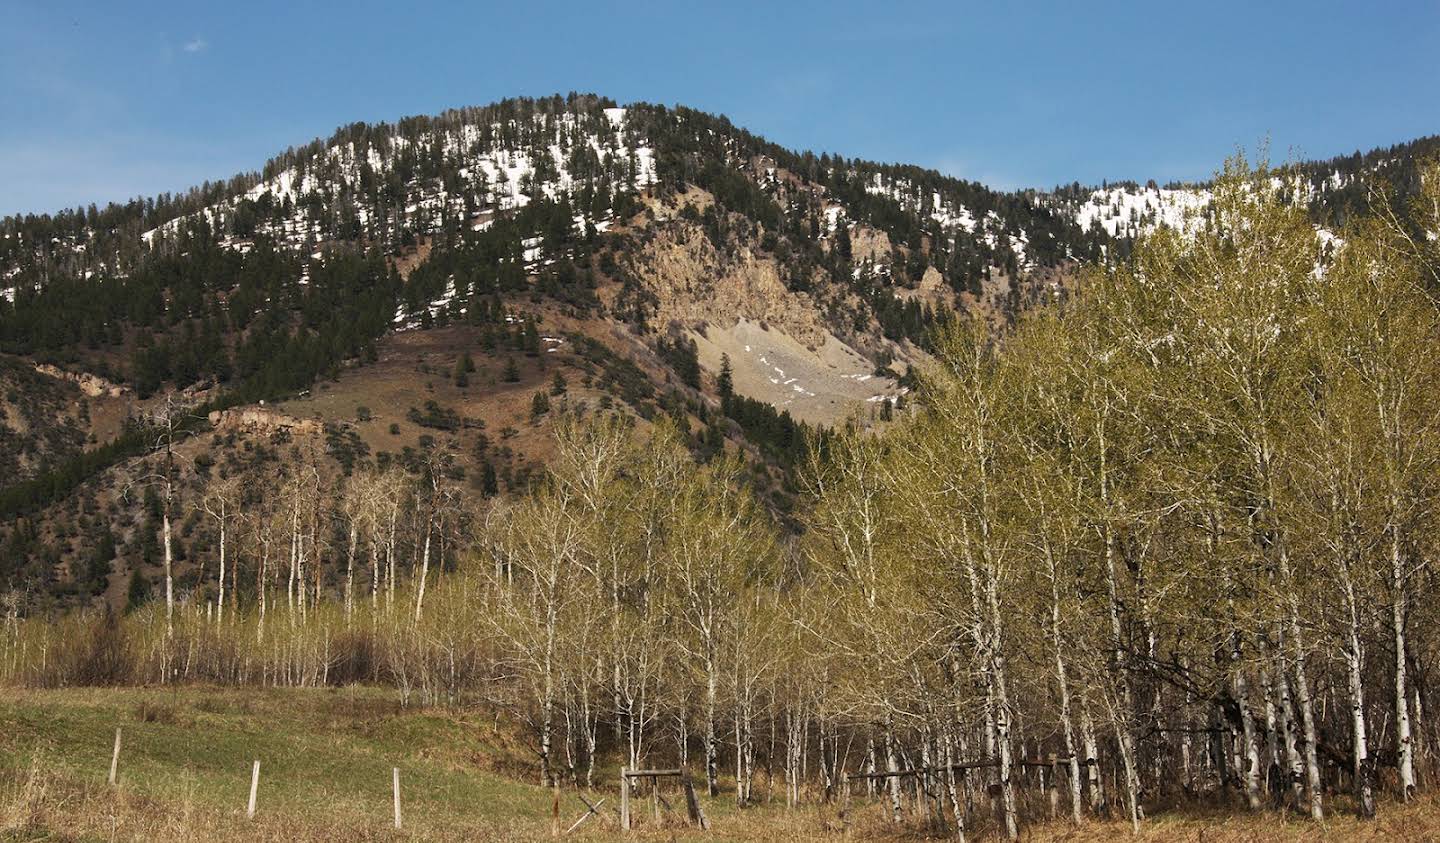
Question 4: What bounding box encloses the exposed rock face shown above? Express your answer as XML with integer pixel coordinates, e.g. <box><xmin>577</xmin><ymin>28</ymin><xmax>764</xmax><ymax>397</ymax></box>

<box><xmin>33</xmin><ymin>363</ymin><xmax>127</xmax><ymax>398</ymax></box>
<box><xmin>627</xmin><ymin>220</ymin><xmax>834</xmax><ymax>348</ymax></box>
<box><xmin>208</xmin><ymin>408</ymin><xmax>322</xmax><ymax>436</ymax></box>
<box><xmin>892</xmin><ymin>266</ymin><xmax>956</xmax><ymax>311</ymax></box>
<box><xmin>849</xmin><ymin>224</ymin><xmax>893</xmax><ymax>269</ymax></box>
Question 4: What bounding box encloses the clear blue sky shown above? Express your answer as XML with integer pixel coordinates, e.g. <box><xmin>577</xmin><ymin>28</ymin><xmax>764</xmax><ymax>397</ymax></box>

<box><xmin>4</xmin><ymin>0</ymin><xmax>1438</xmax><ymax>216</ymax></box>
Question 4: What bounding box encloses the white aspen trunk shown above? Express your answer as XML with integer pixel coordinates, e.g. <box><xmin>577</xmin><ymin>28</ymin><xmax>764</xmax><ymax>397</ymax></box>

<box><xmin>1103</xmin><ymin>525</ymin><xmax>1140</xmax><ymax>832</ymax></box>
<box><xmin>1268</xmin><ymin>658</ymin><xmax>1302</xmax><ymax>810</ymax></box>
<box><xmin>297</xmin><ymin>530</ymin><xmax>308</xmax><ymax>624</ymax></box>
<box><xmin>1346</xmin><ymin>619</ymin><xmax>1375</xmax><ymax>817</ymax></box>
<box><xmin>256</xmin><ymin>538</ymin><xmax>269</xmax><ymax>643</ymax></box>
<box><xmin>216</xmin><ymin>513</ymin><xmax>226</xmax><ymax>626</ymax></box>
<box><xmin>1180</xmin><ymin>671</ymin><xmax>1195</xmax><ymax>794</ymax></box>
<box><xmin>1378</xmin><ymin>377</ymin><xmax>1419</xmax><ymax>801</ymax></box>
<box><xmin>287</xmin><ymin>503</ymin><xmax>299</xmax><ymax>617</ymax></box>
<box><xmin>386</xmin><ymin>499</ymin><xmax>399</xmax><ymax>614</ymax></box>
<box><xmin>541</xmin><ymin>623</ymin><xmax>555</xmax><ymax>787</ymax></box>
<box><xmin>1260</xmin><ymin>664</ymin><xmax>1281</xmax><ymax>794</ymax></box>
<box><xmin>784</xmin><ymin>710</ymin><xmax>800</xmax><ymax>807</ymax></box>
<box><xmin>1135</xmin><ymin>553</ymin><xmax>1166</xmax><ymax>801</ymax></box>
<box><xmin>344</xmin><ymin>520</ymin><xmax>357</xmax><ymax>624</ymax></box>
<box><xmin>919</xmin><ymin>728</ymin><xmax>939</xmax><ymax>826</ymax></box>
<box><xmin>162</xmin><ymin>509</ymin><xmax>175</xmax><ymax>636</ymax></box>
<box><xmin>370</xmin><ymin>541</ymin><xmax>380</xmax><ymax>610</ymax></box>
<box><xmin>583</xmin><ymin>681</ymin><xmax>597</xmax><ymax>789</ymax></box>
<box><xmin>1259</xmin><ymin>435</ymin><xmax>1323</xmax><ymax>819</ymax></box>
<box><xmin>943</xmin><ymin>726</ymin><xmax>967</xmax><ymax>843</ymax></box>
<box><xmin>742</xmin><ymin>703</ymin><xmax>755</xmax><ymax>806</ymax></box>
<box><xmin>1393</xmin><ymin>524</ymin><xmax>1416</xmax><ymax>799</ymax></box>
<box><xmin>885</xmin><ymin>724</ymin><xmax>902</xmax><ymax>824</ymax></box>
<box><xmin>676</xmin><ymin>710</ymin><xmax>690</xmax><ymax>768</ymax></box>
<box><xmin>734</xmin><ymin>713</ymin><xmax>744</xmax><ymax>807</ymax></box>
<box><xmin>817</xmin><ymin>715</ymin><xmax>832</xmax><ymax>804</ymax></box>
<box><xmin>863</xmin><ymin>736</ymin><xmax>876</xmax><ymax>799</ymax></box>
<box><xmin>1080</xmin><ymin>700</ymin><xmax>1104</xmax><ymax>815</ymax></box>
<box><xmin>309</xmin><ymin>503</ymin><xmax>322</xmax><ymax>610</ymax></box>
<box><xmin>1231</xmin><ymin>625</ymin><xmax>1262</xmax><ymax>810</ymax></box>
<box><xmin>1414</xmin><ymin>683</ymin><xmax>1426</xmax><ymax>774</ymax></box>
<box><xmin>705</xmin><ymin>651</ymin><xmax>719</xmax><ymax>797</ymax></box>
<box><xmin>1045</xmin><ymin>539</ymin><xmax>1084</xmax><ymax>823</ymax></box>
<box><xmin>413</xmin><ymin>521</ymin><xmax>432</xmax><ymax>624</ymax></box>
<box><xmin>1115</xmin><ymin>716</ymin><xmax>1141</xmax><ymax>833</ymax></box>
<box><xmin>1235</xmin><ymin>668</ymin><xmax>1263</xmax><ymax>810</ymax></box>
<box><xmin>988</xmin><ymin>591</ymin><xmax>1019</xmax><ymax>839</ymax></box>
<box><xmin>1285</xmin><ymin>596</ymin><xmax>1325</xmax><ymax>819</ymax></box>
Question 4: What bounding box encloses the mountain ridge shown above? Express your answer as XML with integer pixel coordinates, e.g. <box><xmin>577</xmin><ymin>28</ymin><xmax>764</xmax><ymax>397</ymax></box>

<box><xmin>0</xmin><ymin>93</ymin><xmax>1436</xmax><ymax>609</ymax></box>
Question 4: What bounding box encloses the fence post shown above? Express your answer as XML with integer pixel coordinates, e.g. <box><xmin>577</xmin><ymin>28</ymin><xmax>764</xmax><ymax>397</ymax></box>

<box><xmin>247</xmin><ymin>760</ymin><xmax>260</xmax><ymax>819</ymax></box>
<box><xmin>681</xmin><ymin>770</ymin><xmax>708</xmax><ymax>831</ymax></box>
<box><xmin>393</xmin><ymin>767</ymin><xmax>403</xmax><ymax>830</ymax></box>
<box><xmin>620</xmin><ymin>768</ymin><xmax>631</xmax><ymax>832</ymax></box>
<box><xmin>108</xmin><ymin>727</ymin><xmax>122</xmax><ymax>786</ymax></box>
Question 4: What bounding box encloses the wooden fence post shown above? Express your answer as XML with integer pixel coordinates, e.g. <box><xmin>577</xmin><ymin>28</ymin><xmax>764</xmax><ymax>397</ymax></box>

<box><xmin>247</xmin><ymin>760</ymin><xmax>260</xmax><ymax>819</ymax></box>
<box><xmin>651</xmin><ymin>774</ymin><xmax>660</xmax><ymax>825</ymax></box>
<box><xmin>393</xmin><ymin>767</ymin><xmax>403</xmax><ymax>830</ymax></box>
<box><xmin>681</xmin><ymin>771</ymin><xmax>708</xmax><ymax>831</ymax></box>
<box><xmin>108</xmin><ymin>727</ymin><xmax>122</xmax><ymax>786</ymax></box>
<box><xmin>620</xmin><ymin>768</ymin><xmax>631</xmax><ymax>832</ymax></box>
<box><xmin>564</xmin><ymin>795</ymin><xmax>607</xmax><ymax>835</ymax></box>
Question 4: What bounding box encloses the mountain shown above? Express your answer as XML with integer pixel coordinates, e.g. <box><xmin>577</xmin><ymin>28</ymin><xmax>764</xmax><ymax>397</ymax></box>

<box><xmin>0</xmin><ymin>92</ymin><xmax>1434</xmax><ymax>608</ymax></box>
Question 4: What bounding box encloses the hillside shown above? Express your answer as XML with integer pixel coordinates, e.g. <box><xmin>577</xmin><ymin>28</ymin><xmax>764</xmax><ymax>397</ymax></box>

<box><xmin>0</xmin><ymin>92</ymin><xmax>1435</xmax><ymax>611</ymax></box>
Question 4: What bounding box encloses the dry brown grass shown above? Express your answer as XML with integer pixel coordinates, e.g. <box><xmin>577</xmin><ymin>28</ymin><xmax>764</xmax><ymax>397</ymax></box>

<box><xmin>9</xmin><ymin>768</ymin><xmax>1440</xmax><ymax>843</ymax></box>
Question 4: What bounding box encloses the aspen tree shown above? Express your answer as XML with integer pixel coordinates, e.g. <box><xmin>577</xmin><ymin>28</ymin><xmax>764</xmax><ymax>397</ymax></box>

<box><xmin>1165</xmin><ymin>157</ymin><xmax>1327</xmax><ymax>819</ymax></box>
<box><xmin>1316</xmin><ymin>189</ymin><xmax>1440</xmax><ymax>802</ymax></box>
<box><xmin>484</xmin><ymin>485</ymin><xmax>587</xmax><ymax>786</ymax></box>
<box><xmin>905</xmin><ymin>320</ymin><xmax>1020</xmax><ymax>839</ymax></box>
<box><xmin>663</xmin><ymin>452</ymin><xmax>776</xmax><ymax>798</ymax></box>
<box><xmin>198</xmin><ymin>474</ymin><xmax>242</xmax><ymax>627</ymax></box>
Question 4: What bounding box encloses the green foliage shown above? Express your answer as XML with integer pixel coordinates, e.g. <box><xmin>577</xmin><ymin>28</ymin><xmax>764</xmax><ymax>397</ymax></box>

<box><xmin>656</xmin><ymin>336</ymin><xmax>701</xmax><ymax>389</ymax></box>
<box><xmin>407</xmin><ymin>401</ymin><xmax>462</xmax><ymax>431</ymax></box>
<box><xmin>125</xmin><ymin>568</ymin><xmax>151</xmax><ymax>612</ymax></box>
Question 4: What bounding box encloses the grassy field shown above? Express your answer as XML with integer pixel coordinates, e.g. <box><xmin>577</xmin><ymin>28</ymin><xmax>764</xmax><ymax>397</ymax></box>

<box><xmin>1</xmin><ymin>685</ymin><xmax>1438</xmax><ymax>841</ymax></box>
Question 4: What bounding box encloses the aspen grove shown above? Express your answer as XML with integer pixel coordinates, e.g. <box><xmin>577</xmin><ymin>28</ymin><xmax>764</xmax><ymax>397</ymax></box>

<box><xmin>4</xmin><ymin>157</ymin><xmax>1440</xmax><ymax>838</ymax></box>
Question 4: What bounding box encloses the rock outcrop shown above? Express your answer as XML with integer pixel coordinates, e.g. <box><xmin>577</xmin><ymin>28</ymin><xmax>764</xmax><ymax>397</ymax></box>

<box><xmin>33</xmin><ymin>363</ymin><xmax>127</xmax><ymax>398</ymax></box>
<box><xmin>627</xmin><ymin>219</ymin><xmax>834</xmax><ymax>348</ymax></box>
<box><xmin>208</xmin><ymin>408</ymin><xmax>322</xmax><ymax>436</ymax></box>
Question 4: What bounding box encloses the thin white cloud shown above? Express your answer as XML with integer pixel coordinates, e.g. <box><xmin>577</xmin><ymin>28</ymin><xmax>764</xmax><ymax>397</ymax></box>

<box><xmin>182</xmin><ymin>37</ymin><xmax>208</xmax><ymax>54</ymax></box>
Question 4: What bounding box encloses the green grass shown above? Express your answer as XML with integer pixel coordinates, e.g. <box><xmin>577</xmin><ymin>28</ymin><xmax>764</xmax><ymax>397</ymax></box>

<box><xmin>0</xmin><ymin>685</ymin><xmax>558</xmax><ymax>839</ymax></box>
<box><xmin>0</xmin><ymin>685</ymin><xmax>838</xmax><ymax>841</ymax></box>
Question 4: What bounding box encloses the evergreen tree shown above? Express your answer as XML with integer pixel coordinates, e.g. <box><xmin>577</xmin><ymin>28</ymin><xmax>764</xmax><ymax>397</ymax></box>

<box><xmin>717</xmin><ymin>353</ymin><xmax>734</xmax><ymax>404</ymax></box>
<box><xmin>125</xmin><ymin>568</ymin><xmax>150</xmax><ymax>612</ymax></box>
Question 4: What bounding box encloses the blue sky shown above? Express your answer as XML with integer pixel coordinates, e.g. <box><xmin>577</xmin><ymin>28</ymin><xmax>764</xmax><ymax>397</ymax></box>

<box><xmin>3</xmin><ymin>0</ymin><xmax>1438</xmax><ymax>216</ymax></box>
